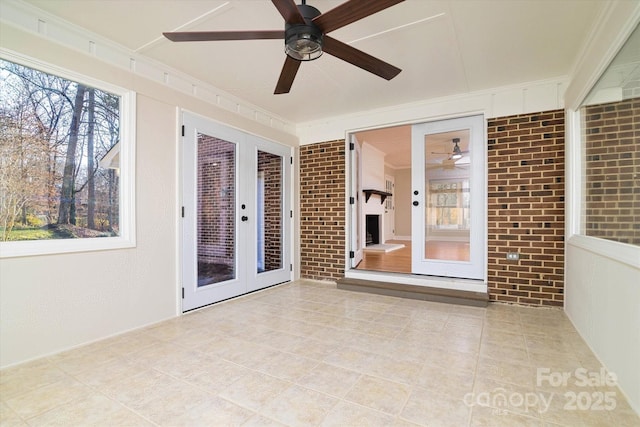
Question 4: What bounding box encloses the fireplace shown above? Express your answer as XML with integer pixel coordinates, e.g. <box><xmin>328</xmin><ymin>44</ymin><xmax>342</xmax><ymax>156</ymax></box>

<box><xmin>365</xmin><ymin>214</ymin><xmax>381</xmax><ymax>246</ymax></box>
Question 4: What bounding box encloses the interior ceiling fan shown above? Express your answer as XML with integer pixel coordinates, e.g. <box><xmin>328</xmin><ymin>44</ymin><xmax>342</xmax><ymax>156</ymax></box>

<box><xmin>429</xmin><ymin>138</ymin><xmax>470</xmax><ymax>169</ymax></box>
<box><xmin>163</xmin><ymin>0</ymin><xmax>404</xmax><ymax>94</ymax></box>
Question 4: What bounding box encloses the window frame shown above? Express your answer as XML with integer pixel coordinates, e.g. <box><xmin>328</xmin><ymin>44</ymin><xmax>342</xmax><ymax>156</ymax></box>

<box><xmin>0</xmin><ymin>50</ymin><xmax>136</xmax><ymax>258</ymax></box>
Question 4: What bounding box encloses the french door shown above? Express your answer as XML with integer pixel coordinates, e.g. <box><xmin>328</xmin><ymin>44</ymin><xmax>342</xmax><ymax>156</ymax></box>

<box><xmin>181</xmin><ymin>112</ymin><xmax>291</xmax><ymax>311</ymax></box>
<box><xmin>411</xmin><ymin>115</ymin><xmax>485</xmax><ymax>280</ymax></box>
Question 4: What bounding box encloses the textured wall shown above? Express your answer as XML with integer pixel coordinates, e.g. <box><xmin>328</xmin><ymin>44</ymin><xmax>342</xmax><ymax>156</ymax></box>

<box><xmin>299</xmin><ymin>140</ymin><xmax>346</xmax><ymax>281</ymax></box>
<box><xmin>487</xmin><ymin>110</ymin><xmax>565</xmax><ymax>306</ymax></box>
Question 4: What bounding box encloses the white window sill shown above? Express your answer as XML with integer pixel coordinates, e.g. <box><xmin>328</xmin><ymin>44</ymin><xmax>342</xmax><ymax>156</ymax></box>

<box><xmin>0</xmin><ymin>236</ymin><xmax>135</xmax><ymax>259</ymax></box>
<box><xmin>567</xmin><ymin>234</ymin><xmax>640</xmax><ymax>269</ymax></box>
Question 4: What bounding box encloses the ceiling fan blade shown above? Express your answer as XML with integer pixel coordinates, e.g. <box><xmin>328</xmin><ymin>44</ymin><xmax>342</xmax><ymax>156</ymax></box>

<box><xmin>274</xmin><ymin>56</ymin><xmax>301</xmax><ymax>94</ymax></box>
<box><xmin>313</xmin><ymin>0</ymin><xmax>404</xmax><ymax>34</ymax></box>
<box><xmin>271</xmin><ymin>0</ymin><xmax>306</xmax><ymax>25</ymax></box>
<box><xmin>323</xmin><ymin>36</ymin><xmax>401</xmax><ymax>80</ymax></box>
<box><xmin>163</xmin><ymin>30</ymin><xmax>283</xmax><ymax>42</ymax></box>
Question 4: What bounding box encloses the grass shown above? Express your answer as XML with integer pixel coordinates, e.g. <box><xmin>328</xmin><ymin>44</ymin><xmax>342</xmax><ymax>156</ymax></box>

<box><xmin>2</xmin><ymin>227</ymin><xmax>65</xmax><ymax>241</ymax></box>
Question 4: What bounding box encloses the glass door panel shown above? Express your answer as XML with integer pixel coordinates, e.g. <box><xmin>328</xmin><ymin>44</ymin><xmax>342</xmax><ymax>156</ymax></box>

<box><xmin>424</xmin><ymin>130</ymin><xmax>471</xmax><ymax>262</ymax></box>
<box><xmin>248</xmin><ymin>141</ymin><xmax>291</xmax><ymax>293</ymax></box>
<box><xmin>257</xmin><ymin>150</ymin><xmax>283</xmax><ymax>274</ymax></box>
<box><xmin>197</xmin><ymin>134</ymin><xmax>236</xmax><ymax>286</ymax></box>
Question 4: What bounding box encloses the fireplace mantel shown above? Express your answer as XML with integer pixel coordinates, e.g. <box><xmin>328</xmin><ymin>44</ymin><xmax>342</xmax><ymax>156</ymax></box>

<box><xmin>363</xmin><ymin>189</ymin><xmax>392</xmax><ymax>204</ymax></box>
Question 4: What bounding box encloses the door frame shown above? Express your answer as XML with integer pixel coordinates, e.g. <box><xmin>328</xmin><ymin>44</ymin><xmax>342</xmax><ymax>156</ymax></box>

<box><xmin>180</xmin><ymin>111</ymin><xmax>292</xmax><ymax>312</ymax></box>
<box><xmin>345</xmin><ymin>113</ymin><xmax>487</xmax><ymax>293</ymax></box>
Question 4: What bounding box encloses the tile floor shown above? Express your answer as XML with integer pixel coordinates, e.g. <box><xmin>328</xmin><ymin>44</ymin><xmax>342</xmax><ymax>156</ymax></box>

<box><xmin>1</xmin><ymin>280</ymin><xmax>638</xmax><ymax>426</ymax></box>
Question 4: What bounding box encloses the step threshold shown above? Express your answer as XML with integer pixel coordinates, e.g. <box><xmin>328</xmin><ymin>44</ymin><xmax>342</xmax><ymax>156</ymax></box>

<box><xmin>337</xmin><ymin>276</ymin><xmax>489</xmax><ymax>307</ymax></box>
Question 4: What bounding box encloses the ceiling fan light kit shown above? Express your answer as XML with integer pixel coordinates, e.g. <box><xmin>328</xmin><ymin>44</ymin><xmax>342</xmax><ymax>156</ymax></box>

<box><xmin>284</xmin><ymin>3</ymin><xmax>323</xmax><ymax>61</ymax></box>
<box><xmin>451</xmin><ymin>138</ymin><xmax>463</xmax><ymax>160</ymax></box>
<box><xmin>163</xmin><ymin>0</ymin><xmax>405</xmax><ymax>94</ymax></box>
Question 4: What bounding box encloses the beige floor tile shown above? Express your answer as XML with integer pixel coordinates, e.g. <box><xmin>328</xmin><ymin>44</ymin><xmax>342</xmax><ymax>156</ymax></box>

<box><xmin>374</xmin><ymin>340</ymin><xmax>435</xmax><ymax>364</ymax></box>
<box><xmin>414</xmin><ymin>363</ymin><xmax>475</xmax><ymax>400</ymax></box>
<box><xmin>372</xmin><ymin>312</ymin><xmax>412</xmax><ymax>328</ymax></box>
<box><xmin>400</xmin><ymin>387</ymin><xmax>471</xmax><ymax>427</ymax></box>
<box><xmin>5</xmin><ymin>376</ymin><xmax>90</xmax><ymax>419</ymax></box>
<box><xmin>127</xmin><ymin>379</ymin><xmax>215</xmax><ymax>424</ymax></box>
<box><xmin>259</xmin><ymin>384</ymin><xmax>338</xmax><ymax>426</ymax></box>
<box><xmin>241</xmin><ymin>413</ymin><xmax>287</xmax><ymax>426</ymax></box>
<box><xmin>436</xmin><ymin>332</ymin><xmax>482</xmax><ymax>355</ymax></box>
<box><xmin>340</xmin><ymin>331</ymin><xmax>393</xmax><ymax>355</ymax></box>
<box><xmin>476</xmin><ymin>356</ymin><xmax>538</xmax><ymax>388</ymax></box>
<box><xmin>364</xmin><ymin>354</ymin><xmax>423</xmax><ymax>385</ymax></box>
<box><xmin>98</xmin><ymin>368</ymin><xmax>176</xmax><ymax>407</ymax></box>
<box><xmin>481</xmin><ymin>329</ymin><xmax>527</xmax><ymax>350</ymax></box>
<box><xmin>296</xmin><ymin>362</ymin><xmax>361</xmax><ymax>398</ymax></box>
<box><xmin>25</xmin><ymin>393</ymin><xmax>153</xmax><ymax>426</ymax></box>
<box><xmin>0</xmin><ymin>401</ymin><xmax>26</xmax><ymax>426</ymax></box>
<box><xmin>320</xmin><ymin>401</ymin><xmax>395</xmax><ymax>426</ymax></box>
<box><xmin>4</xmin><ymin>281</ymin><xmax>638</xmax><ymax>426</ymax></box>
<box><xmin>344</xmin><ymin>375</ymin><xmax>412</xmax><ymax>416</ymax></box>
<box><xmin>256</xmin><ymin>351</ymin><xmax>319</xmax><ymax>381</ymax></box>
<box><xmin>480</xmin><ymin>340</ymin><xmax>530</xmax><ymax>365</ymax></box>
<box><xmin>484</xmin><ymin>317</ymin><xmax>522</xmax><ymax>332</ymax></box>
<box><xmin>447</xmin><ymin>313</ymin><xmax>485</xmax><ymax>328</ymax></box>
<box><xmin>422</xmin><ymin>348</ymin><xmax>478</xmax><ymax>374</ymax></box>
<box><xmin>219</xmin><ymin>371</ymin><xmax>290</xmax><ymax>411</ymax></box>
<box><xmin>525</xmin><ymin>335</ymin><xmax>575</xmax><ymax>355</ymax></box>
<box><xmin>176</xmin><ymin>358</ymin><xmax>251</xmax><ymax>394</ymax></box>
<box><xmin>158</xmin><ymin>396</ymin><xmax>254</xmax><ymax>426</ymax></box>
<box><xmin>0</xmin><ymin>360</ymin><xmax>68</xmax><ymax>401</ymax></box>
<box><xmin>323</xmin><ymin>347</ymin><xmax>378</xmax><ymax>372</ymax></box>
<box><xmin>287</xmin><ymin>337</ymin><xmax>341</xmax><ymax>361</ymax></box>
<box><xmin>469</xmin><ymin>405</ymin><xmax>544</xmax><ymax>426</ymax></box>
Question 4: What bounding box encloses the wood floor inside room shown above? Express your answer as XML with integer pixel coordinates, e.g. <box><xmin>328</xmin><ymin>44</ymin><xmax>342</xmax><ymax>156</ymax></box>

<box><xmin>355</xmin><ymin>240</ymin><xmax>470</xmax><ymax>274</ymax></box>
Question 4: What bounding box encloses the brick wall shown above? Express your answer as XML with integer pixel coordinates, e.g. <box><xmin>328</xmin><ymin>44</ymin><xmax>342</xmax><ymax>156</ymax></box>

<box><xmin>583</xmin><ymin>98</ymin><xmax>640</xmax><ymax>245</ymax></box>
<box><xmin>487</xmin><ymin>110</ymin><xmax>565</xmax><ymax>306</ymax></box>
<box><xmin>299</xmin><ymin>140</ymin><xmax>346</xmax><ymax>280</ymax></box>
<box><xmin>198</xmin><ymin>135</ymin><xmax>235</xmax><ymax>267</ymax></box>
<box><xmin>299</xmin><ymin>111</ymin><xmax>565</xmax><ymax>306</ymax></box>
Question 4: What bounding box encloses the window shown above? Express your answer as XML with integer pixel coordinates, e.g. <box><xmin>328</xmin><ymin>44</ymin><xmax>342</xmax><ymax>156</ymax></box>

<box><xmin>0</xmin><ymin>54</ymin><xmax>135</xmax><ymax>257</ymax></box>
<box><xmin>428</xmin><ymin>180</ymin><xmax>470</xmax><ymax>230</ymax></box>
<box><xmin>579</xmin><ymin>24</ymin><xmax>640</xmax><ymax>247</ymax></box>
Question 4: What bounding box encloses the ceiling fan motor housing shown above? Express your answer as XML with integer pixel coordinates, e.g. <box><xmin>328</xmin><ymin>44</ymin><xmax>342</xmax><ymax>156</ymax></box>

<box><xmin>284</xmin><ymin>4</ymin><xmax>324</xmax><ymax>61</ymax></box>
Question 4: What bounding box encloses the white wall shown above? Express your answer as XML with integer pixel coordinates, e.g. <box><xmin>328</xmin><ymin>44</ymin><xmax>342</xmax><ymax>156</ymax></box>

<box><xmin>565</xmin><ymin>240</ymin><xmax>640</xmax><ymax>413</ymax></box>
<box><xmin>0</xmin><ymin>22</ymin><xmax>297</xmax><ymax>368</ymax></box>
<box><xmin>563</xmin><ymin>0</ymin><xmax>640</xmax><ymax>415</ymax></box>
<box><xmin>393</xmin><ymin>168</ymin><xmax>412</xmax><ymax>239</ymax></box>
<box><xmin>361</xmin><ymin>143</ymin><xmax>386</xmax><ymax>190</ymax></box>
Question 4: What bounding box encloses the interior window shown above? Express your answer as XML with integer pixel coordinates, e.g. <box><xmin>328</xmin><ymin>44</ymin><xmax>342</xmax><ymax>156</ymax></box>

<box><xmin>579</xmin><ymin>24</ymin><xmax>640</xmax><ymax>247</ymax></box>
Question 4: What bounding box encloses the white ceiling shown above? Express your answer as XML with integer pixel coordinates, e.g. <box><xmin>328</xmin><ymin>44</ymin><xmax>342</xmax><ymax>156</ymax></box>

<box><xmin>22</xmin><ymin>0</ymin><xmax>605</xmax><ymax>124</ymax></box>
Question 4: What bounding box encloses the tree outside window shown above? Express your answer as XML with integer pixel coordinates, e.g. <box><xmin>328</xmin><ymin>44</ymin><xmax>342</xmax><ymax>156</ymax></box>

<box><xmin>0</xmin><ymin>59</ymin><xmax>121</xmax><ymax>242</ymax></box>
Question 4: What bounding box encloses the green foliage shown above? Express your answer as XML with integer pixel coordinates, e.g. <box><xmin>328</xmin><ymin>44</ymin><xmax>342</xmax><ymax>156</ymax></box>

<box><xmin>2</xmin><ymin>227</ymin><xmax>57</xmax><ymax>241</ymax></box>
<box><xmin>25</xmin><ymin>214</ymin><xmax>45</xmax><ymax>227</ymax></box>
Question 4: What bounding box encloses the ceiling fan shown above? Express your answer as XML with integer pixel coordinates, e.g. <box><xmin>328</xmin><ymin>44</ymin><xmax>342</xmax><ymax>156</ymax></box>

<box><xmin>163</xmin><ymin>0</ymin><xmax>404</xmax><ymax>94</ymax></box>
<box><xmin>428</xmin><ymin>138</ymin><xmax>470</xmax><ymax>169</ymax></box>
<box><xmin>430</xmin><ymin>138</ymin><xmax>469</xmax><ymax>160</ymax></box>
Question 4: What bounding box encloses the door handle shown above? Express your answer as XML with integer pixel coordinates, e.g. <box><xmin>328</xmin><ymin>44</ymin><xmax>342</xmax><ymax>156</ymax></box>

<box><xmin>241</xmin><ymin>216</ymin><xmax>248</xmax><ymax>222</ymax></box>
